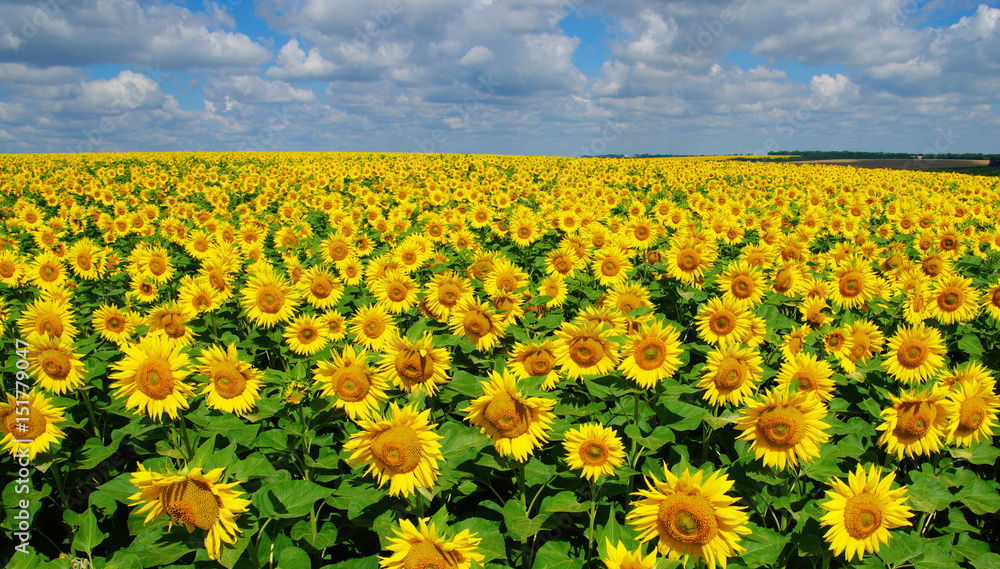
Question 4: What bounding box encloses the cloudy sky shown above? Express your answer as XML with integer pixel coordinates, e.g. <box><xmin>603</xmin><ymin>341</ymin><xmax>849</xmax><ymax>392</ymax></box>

<box><xmin>1</xmin><ymin>0</ymin><xmax>998</xmax><ymax>156</ymax></box>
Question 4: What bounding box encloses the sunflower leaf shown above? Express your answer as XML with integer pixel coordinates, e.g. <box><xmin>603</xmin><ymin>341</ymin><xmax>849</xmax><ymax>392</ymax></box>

<box><xmin>949</xmin><ymin>442</ymin><xmax>1000</xmax><ymax>465</ymax></box>
<box><xmin>877</xmin><ymin>530</ymin><xmax>924</xmax><ymax>567</ymax></box>
<box><xmin>453</xmin><ymin>517</ymin><xmax>506</xmax><ymax>564</ymax></box>
<box><xmin>907</xmin><ymin>471</ymin><xmax>954</xmax><ymax>513</ymax></box>
<box><xmin>957</xmin><ymin>334</ymin><xmax>984</xmax><ymax>360</ymax></box>
<box><xmin>954</xmin><ymin>477</ymin><xmax>1000</xmax><ymax>515</ymax></box>
<box><xmin>254</xmin><ymin>479</ymin><xmax>332</xmax><ymax>519</ymax></box>
<box><xmin>914</xmin><ymin>541</ymin><xmax>962</xmax><ymax>569</ymax></box>
<box><xmin>502</xmin><ymin>498</ymin><xmax>547</xmax><ymax>541</ymax></box>
<box><xmin>72</xmin><ymin>509</ymin><xmax>107</xmax><ymax>555</ymax></box>
<box><xmin>733</xmin><ymin>522</ymin><xmax>788</xmax><ymax>567</ymax></box>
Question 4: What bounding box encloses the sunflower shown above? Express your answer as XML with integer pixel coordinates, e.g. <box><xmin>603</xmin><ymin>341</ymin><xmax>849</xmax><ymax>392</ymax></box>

<box><xmin>830</xmin><ymin>258</ymin><xmax>877</xmax><ymax>310</ymax></box>
<box><xmin>128</xmin><ymin>465</ymin><xmax>251</xmax><ymax>560</ymax></box>
<box><xmin>775</xmin><ymin>352</ymin><xmax>836</xmax><ymax>403</ymax></box>
<box><xmin>26</xmin><ymin>251</ymin><xmax>67</xmax><ymax>291</ymax></box>
<box><xmin>769</xmin><ymin>261</ymin><xmax>807</xmax><ymax>297</ymax></box>
<box><xmin>546</xmin><ymin>246</ymin><xmax>585</xmax><ymax>279</ymax></box>
<box><xmin>819</xmin><ymin>464</ymin><xmax>914</xmax><ymax>562</ymax></box>
<box><xmin>927</xmin><ymin>274</ymin><xmax>980</xmax><ymax>324</ymax></box>
<box><xmin>177</xmin><ymin>276</ymin><xmax>221</xmax><ymax>315</ymax></box>
<box><xmin>483</xmin><ymin>258</ymin><xmax>529</xmax><ymax>296</ymax></box>
<box><xmin>28</xmin><ymin>335</ymin><xmax>85</xmax><ymax>395</ymax></box>
<box><xmin>0</xmin><ymin>390</ymin><xmax>68</xmax><ymax>460</ymax></box>
<box><xmin>841</xmin><ymin>320</ymin><xmax>885</xmax><ymax>374</ymax></box>
<box><xmin>378</xmin><ymin>333</ymin><xmax>451</xmax><ymax>395</ymax></box>
<box><xmin>344</xmin><ymin>402</ymin><xmax>444</xmax><ymax>497</ymax></box>
<box><xmin>563</xmin><ymin>422</ymin><xmax>626</xmax><ymax>481</ymax></box>
<box><xmin>780</xmin><ymin>324</ymin><xmax>813</xmax><ymax>362</ymax></box>
<box><xmin>67</xmin><ymin>238</ymin><xmax>104</xmax><ymax>280</ymax></box>
<box><xmin>315</xmin><ymin>345</ymin><xmax>388</xmax><ymax>421</ymax></box>
<box><xmin>92</xmin><ymin>304</ymin><xmax>135</xmax><ymax>345</ymax></box>
<box><xmin>734</xmin><ymin>387</ymin><xmax>831</xmax><ymax>470</ymax></box>
<box><xmin>110</xmin><ymin>334</ymin><xmax>194</xmax><ymax>422</ymax></box>
<box><xmin>299</xmin><ymin>265</ymin><xmax>344</xmax><ymax>310</ymax></box>
<box><xmin>350</xmin><ymin>303</ymin><xmax>399</xmax><ymax>351</ymax></box>
<box><xmin>240</xmin><ymin>265</ymin><xmax>301</xmax><ymax>329</ymax></box>
<box><xmin>945</xmin><ymin>374</ymin><xmax>999</xmax><ymax>447</ymax></box>
<box><xmin>371</xmin><ymin>269</ymin><xmax>420</xmax><ymax>314</ymax></box>
<box><xmin>882</xmin><ymin>323</ymin><xmax>947</xmax><ymax>384</ymax></box>
<box><xmin>422</xmin><ymin>271</ymin><xmax>474</xmax><ymax>321</ymax></box>
<box><xmin>147</xmin><ymin>302</ymin><xmax>197</xmax><ymax>347</ymax></box>
<box><xmin>876</xmin><ymin>386</ymin><xmax>953</xmax><ymax>459</ymax></box>
<box><xmin>695</xmin><ymin>296</ymin><xmax>752</xmax><ymax>348</ymax></box>
<box><xmin>823</xmin><ymin>327</ymin><xmax>855</xmax><ymax>368</ymax></box>
<box><xmin>195</xmin><ymin>343</ymin><xmax>262</xmax><ymax>416</ymax></box>
<box><xmin>576</xmin><ymin>305</ymin><xmax>627</xmax><ymax>336</ymax></box>
<box><xmin>554</xmin><ymin>321</ymin><xmax>620</xmax><ymax>381</ymax></box>
<box><xmin>665</xmin><ymin>236</ymin><xmax>716</xmax><ymax>287</ymax></box>
<box><xmin>627</xmin><ymin>465</ymin><xmax>750</xmax><ymax>569</ymax></box>
<box><xmin>18</xmin><ymin>297</ymin><xmax>77</xmax><ymax>342</ymax></box>
<box><xmin>283</xmin><ymin>314</ymin><xmax>330</xmax><ymax>356</ymax></box>
<box><xmin>601</xmin><ymin>540</ymin><xmax>658</xmax><ymax>569</ymax></box>
<box><xmin>379</xmin><ymin>517</ymin><xmax>484</xmax><ymax>569</ymax></box>
<box><xmin>508</xmin><ymin>340</ymin><xmax>561</xmax><ymax>390</ymax></box>
<box><xmin>462</xmin><ymin>368</ymin><xmax>556</xmax><ymax>461</ymax></box>
<box><xmin>716</xmin><ymin>260</ymin><xmax>766</xmax><ymax>308</ymax></box>
<box><xmin>536</xmin><ymin>274</ymin><xmax>568</xmax><ymax>308</ymax></box>
<box><xmin>592</xmin><ymin>247</ymin><xmax>634</xmax><ymax>287</ymax></box>
<box><xmin>448</xmin><ymin>300</ymin><xmax>505</xmax><ymax>352</ymax></box>
<box><xmin>606</xmin><ymin>281</ymin><xmax>654</xmax><ymax>318</ymax></box>
<box><xmin>982</xmin><ymin>278</ymin><xmax>1000</xmax><ymax>321</ymax></box>
<box><xmin>698</xmin><ymin>344</ymin><xmax>763</xmax><ymax>407</ymax></box>
<box><xmin>0</xmin><ymin>249</ymin><xmax>25</xmax><ymax>286</ymax></box>
<box><xmin>133</xmin><ymin>244</ymin><xmax>175</xmax><ymax>283</ymax></box>
<box><xmin>618</xmin><ymin>320</ymin><xmax>683</xmax><ymax>389</ymax></box>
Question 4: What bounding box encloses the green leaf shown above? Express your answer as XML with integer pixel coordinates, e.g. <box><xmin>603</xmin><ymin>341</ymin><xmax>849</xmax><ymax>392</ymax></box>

<box><xmin>954</xmin><ymin>478</ymin><xmax>1000</xmax><ymax>515</ymax></box>
<box><xmin>957</xmin><ymin>334</ymin><xmax>984</xmax><ymax>360</ymax></box>
<box><xmin>253</xmin><ymin>480</ymin><xmax>331</xmax><ymax>519</ymax></box>
<box><xmin>971</xmin><ymin>553</ymin><xmax>1000</xmax><ymax>569</ymax></box>
<box><xmin>877</xmin><ymin>530</ymin><xmax>924</xmax><ymax>567</ymax></box>
<box><xmin>658</xmin><ymin>399</ymin><xmax>706</xmax><ymax>431</ymax></box>
<box><xmin>324</xmin><ymin>555</ymin><xmax>380</xmax><ymax>569</ymax></box>
<box><xmin>77</xmin><ymin>436</ymin><xmax>121</xmax><ymax>470</ymax></box>
<box><xmin>502</xmin><ymin>499</ymin><xmax>547</xmax><ymax>541</ymax></box>
<box><xmin>217</xmin><ymin>519</ymin><xmax>258</xmax><ymax>569</ymax></box>
<box><xmin>800</xmin><ymin>453</ymin><xmax>843</xmax><ymax>483</ymax></box>
<box><xmin>539</xmin><ymin>491</ymin><xmax>590</xmax><ymax>514</ymax></box>
<box><xmin>532</xmin><ymin>539</ymin><xmax>583</xmax><ymax>569</ymax></box>
<box><xmin>735</xmin><ymin>522</ymin><xmax>788</xmax><ymax>567</ymax></box>
<box><xmin>290</xmin><ymin>519</ymin><xmax>339</xmax><ymax>550</ymax></box>
<box><xmin>907</xmin><ymin>471</ymin><xmax>953</xmax><ymax>513</ymax></box>
<box><xmin>624</xmin><ymin>424</ymin><xmax>675</xmax><ymax>452</ymax></box>
<box><xmin>949</xmin><ymin>443</ymin><xmax>1000</xmax><ymax>466</ymax></box>
<box><xmin>914</xmin><ymin>542</ymin><xmax>962</xmax><ymax>569</ymax></box>
<box><xmin>952</xmin><ymin>534</ymin><xmax>991</xmax><ymax>562</ymax></box>
<box><xmin>72</xmin><ymin>509</ymin><xmax>107</xmax><ymax>555</ymax></box>
<box><xmin>439</xmin><ymin>421</ymin><xmax>489</xmax><ymax>464</ymax></box>
<box><xmin>106</xmin><ymin>551</ymin><xmax>143</xmax><ymax>569</ymax></box>
<box><xmin>231</xmin><ymin>452</ymin><xmax>280</xmax><ymax>480</ymax></box>
<box><xmin>188</xmin><ymin>433</ymin><xmax>217</xmax><ymax>470</ymax></box>
<box><xmin>277</xmin><ymin>546</ymin><xmax>311</xmax><ymax>569</ymax></box>
<box><xmin>452</xmin><ymin>517</ymin><xmax>506</xmax><ymax>564</ymax></box>
<box><xmin>598</xmin><ymin>505</ymin><xmax>637</xmax><ymax>555</ymax></box>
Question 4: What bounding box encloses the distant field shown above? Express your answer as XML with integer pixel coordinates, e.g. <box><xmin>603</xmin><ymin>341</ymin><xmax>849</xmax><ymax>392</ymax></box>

<box><xmin>793</xmin><ymin>158</ymin><xmax>991</xmax><ymax>170</ymax></box>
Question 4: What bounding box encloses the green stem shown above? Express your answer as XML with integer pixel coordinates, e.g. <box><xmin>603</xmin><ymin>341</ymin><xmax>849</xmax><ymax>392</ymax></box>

<box><xmin>51</xmin><ymin>460</ymin><xmax>69</xmax><ymax>511</ymax></box>
<box><xmin>176</xmin><ymin>415</ymin><xmax>193</xmax><ymax>461</ymax></box>
<box><xmin>78</xmin><ymin>388</ymin><xmax>101</xmax><ymax>441</ymax></box>
<box><xmin>298</xmin><ymin>404</ymin><xmax>311</xmax><ymax>481</ymax></box>
<box><xmin>586</xmin><ymin>480</ymin><xmax>598</xmax><ymax>567</ymax></box>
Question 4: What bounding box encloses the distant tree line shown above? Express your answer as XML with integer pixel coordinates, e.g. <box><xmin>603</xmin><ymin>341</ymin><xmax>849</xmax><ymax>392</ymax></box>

<box><xmin>766</xmin><ymin>150</ymin><xmax>1000</xmax><ymax>161</ymax></box>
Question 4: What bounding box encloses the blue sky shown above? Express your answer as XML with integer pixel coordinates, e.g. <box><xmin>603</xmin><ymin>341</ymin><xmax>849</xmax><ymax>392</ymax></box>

<box><xmin>1</xmin><ymin>0</ymin><xmax>998</xmax><ymax>155</ymax></box>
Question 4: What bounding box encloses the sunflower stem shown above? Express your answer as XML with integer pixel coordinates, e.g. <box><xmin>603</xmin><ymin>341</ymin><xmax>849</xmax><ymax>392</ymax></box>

<box><xmin>78</xmin><ymin>387</ymin><xmax>102</xmax><ymax>441</ymax></box>
<box><xmin>586</xmin><ymin>479</ymin><xmax>598</xmax><ymax>567</ymax></box>
<box><xmin>298</xmin><ymin>403</ymin><xmax>311</xmax><ymax>481</ymax></box>
<box><xmin>176</xmin><ymin>415</ymin><xmax>193</xmax><ymax>462</ymax></box>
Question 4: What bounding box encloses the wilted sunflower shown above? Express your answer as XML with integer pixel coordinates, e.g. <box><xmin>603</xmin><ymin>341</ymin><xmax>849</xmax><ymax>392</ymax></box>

<box><xmin>627</xmin><ymin>464</ymin><xmax>750</xmax><ymax>569</ymax></box>
<box><xmin>378</xmin><ymin>332</ymin><xmax>451</xmax><ymax>395</ymax></box>
<box><xmin>876</xmin><ymin>386</ymin><xmax>953</xmax><ymax>459</ymax></box>
<box><xmin>315</xmin><ymin>345</ymin><xmax>388</xmax><ymax>421</ymax></box>
<box><xmin>735</xmin><ymin>387</ymin><xmax>831</xmax><ymax>470</ymax></box>
<box><xmin>601</xmin><ymin>539</ymin><xmax>657</xmax><ymax>569</ymax></box>
<box><xmin>350</xmin><ymin>303</ymin><xmax>399</xmax><ymax>351</ymax></box>
<box><xmin>128</xmin><ymin>465</ymin><xmax>251</xmax><ymax>560</ymax></box>
<box><xmin>698</xmin><ymin>344</ymin><xmax>763</xmax><ymax>407</ymax></box>
<box><xmin>240</xmin><ymin>265</ymin><xmax>301</xmax><ymax>329</ymax></box>
<box><xmin>716</xmin><ymin>260</ymin><xmax>766</xmax><ymax>308</ymax></box>
<box><xmin>927</xmin><ymin>274</ymin><xmax>980</xmax><ymax>324</ymax></box>
<box><xmin>819</xmin><ymin>464</ymin><xmax>913</xmax><ymax>563</ymax></box>
<box><xmin>344</xmin><ymin>402</ymin><xmax>444</xmax><ymax>497</ymax></box>
<box><xmin>945</xmin><ymin>374</ymin><xmax>999</xmax><ymax>447</ymax></box>
<box><xmin>775</xmin><ymin>352</ymin><xmax>836</xmax><ymax>403</ymax></box>
<box><xmin>110</xmin><ymin>334</ymin><xmax>194</xmax><ymax>422</ymax></box>
<box><xmin>379</xmin><ymin>517</ymin><xmax>484</xmax><ymax>569</ymax></box>
<box><xmin>695</xmin><ymin>296</ymin><xmax>752</xmax><ymax>348</ymax></box>
<box><xmin>283</xmin><ymin>314</ymin><xmax>330</xmax><ymax>356</ymax></box>
<box><xmin>882</xmin><ymin>323</ymin><xmax>947</xmax><ymax>384</ymax></box>
<box><xmin>448</xmin><ymin>300</ymin><xmax>505</xmax><ymax>352</ymax></box>
<box><xmin>195</xmin><ymin>343</ymin><xmax>262</xmax><ymax>416</ymax></box>
<box><xmin>0</xmin><ymin>390</ymin><xmax>68</xmax><ymax>460</ymax></box>
<box><xmin>555</xmin><ymin>321</ymin><xmax>620</xmax><ymax>380</ymax></box>
<box><xmin>371</xmin><ymin>269</ymin><xmax>419</xmax><ymax>314</ymax></box>
<box><xmin>28</xmin><ymin>335</ymin><xmax>85</xmax><ymax>395</ymax></box>
<box><xmin>563</xmin><ymin>422</ymin><xmax>626</xmax><ymax>481</ymax></box>
<box><xmin>618</xmin><ymin>320</ymin><xmax>683</xmax><ymax>389</ymax></box>
<box><xmin>508</xmin><ymin>340</ymin><xmax>561</xmax><ymax>390</ymax></box>
<box><xmin>462</xmin><ymin>368</ymin><xmax>556</xmax><ymax>461</ymax></box>
<box><xmin>18</xmin><ymin>297</ymin><xmax>78</xmax><ymax>342</ymax></box>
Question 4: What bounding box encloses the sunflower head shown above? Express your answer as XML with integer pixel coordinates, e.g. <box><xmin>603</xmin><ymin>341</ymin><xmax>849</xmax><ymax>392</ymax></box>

<box><xmin>462</xmin><ymin>368</ymin><xmax>556</xmax><ymax>462</ymax></box>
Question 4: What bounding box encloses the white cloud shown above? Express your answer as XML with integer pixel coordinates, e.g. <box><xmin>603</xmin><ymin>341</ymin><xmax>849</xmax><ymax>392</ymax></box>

<box><xmin>206</xmin><ymin>76</ymin><xmax>317</xmax><ymax>104</ymax></box>
<box><xmin>267</xmin><ymin>40</ymin><xmax>338</xmax><ymax>80</ymax></box>
<box><xmin>71</xmin><ymin>70</ymin><xmax>166</xmax><ymax>113</ymax></box>
<box><xmin>457</xmin><ymin>45</ymin><xmax>493</xmax><ymax>66</ymax></box>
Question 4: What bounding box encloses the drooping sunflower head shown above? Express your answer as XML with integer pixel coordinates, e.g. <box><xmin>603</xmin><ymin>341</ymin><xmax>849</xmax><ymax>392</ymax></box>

<box><xmin>462</xmin><ymin>368</ymin><xmax>556</xmax><ymax>462</ymax></box>
<box><xmin>563</xmin><ymin>422</ymin><xmax>626</xmax><ymax>481</ymax></box>
<box><xmin>819</xmin><ymin>464</ymin><xmax>913</xmax><ymax>562</ymax></box>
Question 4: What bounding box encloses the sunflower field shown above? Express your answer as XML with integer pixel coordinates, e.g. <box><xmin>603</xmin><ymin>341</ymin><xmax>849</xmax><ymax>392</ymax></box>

<box><xmin>1</xmin><ymin>152</ymin><xmax>999</xmax><ymax>569</ymax></box>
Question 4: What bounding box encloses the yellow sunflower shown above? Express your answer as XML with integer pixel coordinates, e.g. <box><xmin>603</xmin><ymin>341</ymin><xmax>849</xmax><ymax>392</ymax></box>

<box><xmin>618</xmin><ymin>320</ymin><xmax>683</xmax><ymax>389</ymax></box>
<box><xmin>378</xmin><ymin>332</ymin><xmax>451</xmax><ymax>395</ymax></box>
<box><xmin>283</xmin><ymin>314</ymin><xmax>330</xmax><ymax>356</ymax></box>
<box><xmin>592</xmin><ymin>247</ymin><xmax>634</xmax><ymax>287</ymax></box>
<box><xmin>379</xmin><ymin>517</ymin><xmax>484</xmax><ymax>569</ymax></box>
<box><xmin>315</xmin><ymin>345</ymin><xmax>388</xmax><ymax>421</ymax></box>
<box><xmin>423</xmin><ymin>271</ymin><xmax>475</xmax><ymax>321</ymax></box>
<box><xmin>841</xmin><ymin>320</ymin><xmax>885</xmax><ymax>374</ymax></box>
<box><xmin>695</xmin><ymin>296</ymin><xmax>752</xmax><ymax>348</ymax></box>
<box><xmin>734</xmin><ymin>387</ymin><xmax>831</xmax><ymax>470</ymax></box>
<box><xmin>26</xmin><ymin>251</ymin><xmax>67</xmax><ymax>292</ymax></box>
<box><xmin>349</xmin><ymin>303</ymin><xmax>399</xmax><ymax>351</ymax></box>
<box><xmin>716</xmin><ymin>260</ymin><xmax>767</xmax><ymax>308</ymax></box>
<box><xmin>371</xmin><ymin>269</ymin><xmax>420</xmax><ymax>314</ymax></box>
<box><xmin>462</xmin><ymin>368</ymin><xmax>556</xmax><ymax>461</ymax></box>
<box><xmin>780</xmin><ymin>324</ymin><xmax>813</xmax><ymax>362</ymax></box>
<box><xmin>298</xmin><ymin>265</ymin><xmax>344</xmax><ymax>310</ymax></box>
<box><xmin>536</xmin><ymin>274</ymin><xmax>569</xmax><ymax>308</ymax></box>
<box><xmin>982</xmin><ymin>278</ymin><xmax>1000</xmax><ymax>321</ymax></box>
<box><xmin>344</xmin><ymin>402</ymin><xmax>444</xmax><ymax>497</ymax></box>
<box><xmin>601</xmin><ymin>539</ymin><xmax>658</xmax><ymax>569</ymax></box>
<box><xmin>546</xmin><ymin>246</ymin><xmax>585</xmax><ymax>279</ymax></box>
<box><xmin>665</xmin><ymin>236</ymin><xmax>716</xmax><ymax>287</ymax></box>
<box><xmin>483</xmin><ymin>258</ymin><xmax>529</xmax><ymax>296</ymax></box>
<box><xmin>92</xmin><ymin>304</ymin><xmax>135</xmax><ymax>345</ymax></box>
<box><xmin>128</xmin><ymin>465</ymin><xmax>251</xmax><ymax>560</ymax></box>
<box><xmin>67</xmin><ymin>238</ymin><xmax>104</xmax><ymax>280</ymax></box>
<box><xmin>28</xmin><ymin>334</ymin><xmax>85</xmax><ymax>395</ymax></box>
<box><xmin>563</xmin><ymin>422</ymin><xmax>626</xmax><ymax>481</ymax></box>
<box><xmin>508</xmin><ymin>340</ymin><xmax>562</xmax><ymax>390</ymax></box>
<box><xmin>945</xmin><ymin>374</ymin><xmax>999</xmax><ymax>447</ymax></box>
<box><xmin>554</xmin><ymin>321</ymin><xmax>620</xmax><ymax>381</ymax></box>
<box><xmin>698</xmin><ymin>344</ymin><xmax>763</xmax><ymax>407</ymax></box>
<box><xmin>830</xmin><ymin>258</ymin><xmax>878</xmax><ymax>310</ymax></box>
<box><xmin>627</xmin><ymin>464</ymin><xmax>750</xmax><ymax>569</ymax></box>
<box><xmin>0</xmin><ymin>249</ymin><xmax>25</xmax><ymax>287</ymax></box>
<box><xmin>177</xmin><ymin>276</ymin><xmax>221</xmax><ymax>315</ymax></box>
<box><xmin>448</xmin><ymin>299</ymin><xmax>505</xmax><ymax>352</ymax></box>
<box><xmin>927</xmin><ymin>274</ymin><xmax>980</xmax><ymax>324</ymax></box>
<box><xmin>876</xmin><ymin>386</ymin><xmax>953</xmax><ymax>459</ymax></box>
<box><xmin>133</xmin><ymin>244</ymin><xmax>175</xmax><ymax>283</ymax></box>
<box><xmin>819</xmin><ymin>464</ymin><xmax>913</xmax><ymax>562</ymax></box>
<box><xmin>0</xmin><ymin>390</ymin><xmax>68</xmax><ymax>460</ymax></box>
<box><xmin>240</xmin><ymin>265</ymin><xmax>301</xmax><ymax>329</ymax></box>
<box><xmin>195</xmin><ymin>343</ymin><xmax>262</xmax><ymax>416</ymax></box>
<box><xmin>775</xmin><ymin>352</ymin><xmax>837</xmax><ymax>403</ymax></box>
<box><xmin>18</xmin><ymin>298</ymin><xmax>77</xmax><ymax>342</ymax></box>
<box><xmin>147</xmin><ymin>302</ymin><xmax>197</xmax><ymax>347</ymax></box>
<box><xmin>769</xmin><ymin>261</ymin><xmax>807</xmax><ymax>297</ymax></box>
<box><xmin>110</xmin><ymin>334</ymin><xmax>194</xmax><ymax>422</ymax></box>
<box><xmin>882</xmin><ymin>323</ymin><xmax>947</xmax><ymax>384</ymax></box>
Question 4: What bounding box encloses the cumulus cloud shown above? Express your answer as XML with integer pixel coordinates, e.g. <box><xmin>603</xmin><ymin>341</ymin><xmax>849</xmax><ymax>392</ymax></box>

<box><xmin>69</xmin><ymin>70</ymin><xmax>166</xmax><ymax>114</ymax></box>
<box><xmin>205</xmin><ymin>76</ymin><xmax>317</xmax><ymax>104</ymax></box>
<box><xmin>267</xmin><ymin>40</ymin><xmax>339</xmax><ymax>80</ymax></box>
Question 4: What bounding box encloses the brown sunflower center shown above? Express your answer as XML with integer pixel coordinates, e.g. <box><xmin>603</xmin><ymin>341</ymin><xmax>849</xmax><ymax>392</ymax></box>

<box><xmin>485</xmin><ymin>391</ymin><xmax>530</xmax><ymax>438</ymax></box>
<box><xmin>843</xmin><ymin>494</ymin><xmax>884</xmax><ymax>539</ymax></box>
<box><xmin>298</xmin><ymin>326</ymin><xmax>318</xmax><ymax>344</ymax></box>
<box><xmin>517</xmin><ymin>226</ymin><xmax>532</xmax><ymax>239</ymax></box>
<box><xmin>371</xmin><ymin>425</ymin><xmax>424</xmax><ymax>474</ymax></box>
<box><xmin>40</xmin><ymin>262</ymin><xmax>59</xmax><ymax>282</ymax></box>
<box><xmin>311</xmin><ymin>276</ymin><xmax>332</xmax><ymax>298</ymax></box>
<box><xmin>335</xmin><ymin>368</ymin><xmax>370</xmax><ymax>402</ymax></box>
<box><xmin>6</xmin><ymin>406</ymin><xmax>47</xmax><ymax>441</ymax></box>
<box><xmin>0</xmin><ymin>260</ymin><xmax>15</xmax><ymax>278</ymax></box>
<box><xmin>990</xmin><ymin>289</ymin><xmax>1000</xmax><ymax>308</ymax></box>
<box><xmin>773</xmin><ymin>269</ymin><xmax>793</xmax><ymax>294</ymax></box>
<box><xmin>106</xmin><ymin>315</ymin><xmax>125</xmax><ymax>333</ymax></box>
<box><xmin>568</xmin><ymin>335</ymin><xmax>605</xmax><ymax>368</ymax></box>
<box><xmin>827</xmin><ymin>334</ymin><xmax>846</xmax><ymax>351</ymax></box>
<box><xmin>757</xmin><ymin>406</ymin><xmax>806</xmax><ymax>449</ymax></box>
<box><xmin>715</xmin><ymin>357</ymin><xmax>745</xmax><ymax>390</ymax></box>
<box><xmin>135</xmin><ymin>357</ymin><xmax>175</xmax><ymax>400</ymax></box>
<box><xmin>437</xmin><ymin>283</ymin><xmax>462</xmax><ymax>307</ymax></box>
<box><xmin>37</xmin><ymin>313</ymin><xmax>64</xmax><ymax>337</ymax></box>
<box><xmin>615</xmin><ymin>293</ymin><xmax>642</xmax><ymax>314</ymax></box>
<box><xmin>957</xmin><ymin>397</ymin><xmax>986</xmax><ymax>432</ymax></box>
<box><xmin>731</xmin><ymin>276</ymin><xmax>754</xmax><ymax>298</ymax></box>
<box><xmin>676</xmin><ymin>248</ymin><xmax>699</xmax><ymax>271</ymax></box>
<box><xmin>497</xmin><ymin>275</ymin><xmax>517</xmax><ymax>291</ymax></box>
<box><xmin>462</xmin><ymin>309</ymin><xmax>492</xmax><ymax>339</ymax></box>
<box><xmin>403</xmin><ymin>541</ymin><xmax>447</xmax><ymax>569</ymax></box>
<box><xmin>523</xmin><ymin>349</ymin><xmax>555</xmax><ymax>377</ymax></box>
<box><xmin>709</xmin><ymin>311</ymin><xmax>737</xmax><ymax>336</ymax></box>
<box><xmin>896</xmin><ymin>401</ymin><xmax>936</xmax><ymax>438</ymax></box>
<box><xmin>387</xmin><ymin>283</ymin><xmax>408</xmax><ymax>302</ymax></box>
<box><xmin>160</xmin><ymin>313</ymin><xmax>186</xmax><ymax>339</ymax></box>
<box><xmin>895</xmin><ymin>338</ymin><xmax>928</xmax><ymax>370</ymax></box>
<box><xmin>255</xmin><ymin>284</ymin><xmax>286</xmax><ymax>314</ymax></box>
<box><xmin>795</xmin><ymin>370</ymin><xmax>819</xmax><ymax>392</ymax></box>
<box><xmin>839</xmin><ymin>272</ymin><xmax>863</xmax><ymax>297</ymax></box>
<box><xmin>635</xmin><ymin>338</ymin><xmax>667</xmax><ymax>371</ymax></box>
<box><xmin>363</xmin><ymin>316</ymin><xmax>386</xmax><ymax>339</ymax></box>
<box><xmin>163</xmin><ymin>480</ymin><xmax>222</xmax><ymax>531</ymax></box>
<box><xmin>212</xmin><ymin>360</ymin><xmax>248</xmax><ymax>399</ymax></box>
<box><xmin>553</xmin><ymin>257</ymin><xmax>571</xmax><ymax>274</ymax></box>
<box><xmin>148</xmin><ymin>256</ymin><xmax>167</xmax><ymax>276</ymax></box>
<box><xmin>937</xmin><ymin>290</ymin><xmax>962</xmax><ymax>312</ymax></box>
<box><xmin>39</xmin><ymin>348</ymin><xmax>71</xmax><ymax>380</ymax></box>
<box><xmin>601</xmin><ymin>258</ymin><xmax>620</xmax><ymax>277</ymax></box>
<box><xmin>395</xmin><ymin>348</ymin><xmax>433</xmax><ymax>383</ymax></box>
<box><xmin>581</xmin><ymin>442</ymin><xmax>609</xmax><ymax>466</ymax></box>
<box><xmin>77</xmin><ymin>253</ymin><xmax>92</xmax><ymax>270</ymax></box>
<box><xmin>657</xmin><ymin>495</ymin><xmax>719</xmax><ymax>545</ymax></box>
